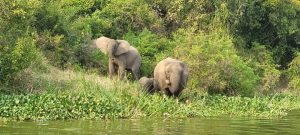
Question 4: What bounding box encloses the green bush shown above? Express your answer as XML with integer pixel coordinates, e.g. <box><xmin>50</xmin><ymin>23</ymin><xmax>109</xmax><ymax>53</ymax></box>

<box><xmin>237</xmin><ymin>42</ymin><xmax>281</xmax><ymax>94</ymax></box>
<box><xmin>0</xmin><ymin>35</ymin><xmax>38</xmax><ymax>84</ymax></box>
<box><xmin>145</xmin><ymin>0</ymin><xmax>218</xmax><ymax>33</ymax></box>
<box><xmin>0</xmin><ymin>0</ymin><xmax>41</xmax><ymax>84</ymax></box>
<box><xmin>32</xmin><ymin>0</ymin><xmax>166</xmax><ymax>70</ymax></box>
<box><xmin>172</xmin><ymin>28</ymin><xmax>259</xmax><ymax>96</ymax></box>
<box><xmin>91</xmin><ymin>0</ymin><xmax>165</xmax><ymax>38</ymax></box>
<box><xmin>227</xmin><ymin>0</ymin><xmax>300</xmax><ymax>68</ymax></box>
<box><xmin>123</xmin><ymin>29</ymin><xmax>172</xmax><ymax>76</ymax></box>
<box><xmin>288</xmin><ymin>53</ymin><xmax>300</xmax><ymax>93</ymax></box>
<box><xmin>0</xmin><ymin>0</ymin><xmax>42</xmax><ymax>37</ymax></box>
<box><xmin>33</xmin><ymin>0</ymin><xmax>104</xmax><ymax>69</ymax></box>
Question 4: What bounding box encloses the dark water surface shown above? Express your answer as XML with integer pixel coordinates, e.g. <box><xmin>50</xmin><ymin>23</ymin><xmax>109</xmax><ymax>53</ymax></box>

<box><xmin>1</xmin><ymin>110</ymin><xmax>300</xmax><ymax>135</ymax></box>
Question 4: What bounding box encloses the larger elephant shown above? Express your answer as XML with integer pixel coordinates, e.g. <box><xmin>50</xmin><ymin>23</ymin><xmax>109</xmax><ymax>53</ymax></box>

<box><xmin>139</xmin><ymin>58</ymin><xmax>188</xmax><ymax>97</ymax></box>
<box><xmin>93</xmin><ymin>36</ymin><xmax>141</xmax><ymax>80</ymax></box>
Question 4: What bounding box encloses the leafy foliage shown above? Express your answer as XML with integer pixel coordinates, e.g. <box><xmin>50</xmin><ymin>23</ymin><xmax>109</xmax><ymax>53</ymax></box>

<box><xmin>0</xmin><ymin>35</ymin><xmax>38</xmax><ymax>83</ymax></box>
<box><xmin>0</xmin><ymin>75</ymin><xmax>298</xmax><ymax>120</ymax></box>
<box><xmin>94</xmin><ymin>0</ymin><xmax>165</xmax><ymax>38</ymax></box>
<box><xmin>227</xmin><ymin>0</ymin><xmax>300</xmax><ymax>68</ymax></box>
<box><xmin>0</xmin><ymin>0</ymin><xmax>40</xmax><ymax>83</ymax></box>
<box><xmin>0</xmin><ymin>0</ymin><xmax>300</xmax><ymax>96</ymax></box>
<box><xmin>288</xmin><ymin>53</ymin><xmax>300</xmax><ymax>93</ymax></box>
<box><xmin>123</xmin><ymin>29</ymin><xmax>172</xmax><ymax>76</ymax></box>
<box><xmin>238</xmin><ymin>43</ymin><xmax>281</xmax><ymax>93</ymax></box>
<box><xmin>172</xmin><ymin>28</ymin><xmax>259</xmax><ymax>96</ymax></box>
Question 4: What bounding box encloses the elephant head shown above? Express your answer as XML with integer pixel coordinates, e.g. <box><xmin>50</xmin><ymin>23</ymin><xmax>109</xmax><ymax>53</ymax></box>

<box><xmin>139</xmin><ymin>77</ymin><xmax>155</xmax><ymax>93</ymax></box>
<box><xmin>93</xmin><ymin>36</ymin><xmax>130</xmax><ymax>57</ymax></box>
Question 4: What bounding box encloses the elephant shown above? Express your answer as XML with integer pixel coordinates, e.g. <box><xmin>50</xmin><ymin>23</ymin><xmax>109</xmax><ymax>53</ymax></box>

<box><xmin>139</xmin><ymin>58</ymin><xmax>188</xmax><ymax>97</ymax></box>
<box><xmin>92</xmin><ymin>36</ymin><xmax>141</xmax><ymax>80</ymax></box>
<box><xmin>139</xmin><ymin>77</ymin><xmax>155</xmax><ymax>93</ymax></box>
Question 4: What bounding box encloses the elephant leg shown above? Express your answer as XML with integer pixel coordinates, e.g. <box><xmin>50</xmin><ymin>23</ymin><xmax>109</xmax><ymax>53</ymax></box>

<box><xmin>153</xmin><ymin>79</ymin><xmax>159</xmax><ymax>92</ymax></box>
<box><xmin>108</xmin><ymin>59</ymin><xmax>115</xmax><ymax>79</ymax></box>
<box><xmin>163</xmin><ymin>88</ymin><xmax>172</xmax><ymax>96</ymax></box>
<box><xmin>118</xmin><ymin>64</ymin><xmax>126</xmax><ymax>80</ymax></box>
<box><xmin>173</xmin><ymin>89</ymin><xmax>182</xmax><ymax>97</ymax></box>
<box><xmin>113</xmin><ymin>64</ymin><xmax>118</xmax><ymax>73</ymax></box>
<box><xmin>132</xmin><ymin>68</ymin><xmax>140</xmax><ymax>80</ymax></box>
<box><xmin>131</xmin><ymin>60</ymin><xmax>140</xmax><ymax>80</ymax></box>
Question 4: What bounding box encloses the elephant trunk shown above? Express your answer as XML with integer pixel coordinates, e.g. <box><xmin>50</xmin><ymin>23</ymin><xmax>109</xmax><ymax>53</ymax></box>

<box><xmin>107</xmin><ymin>39</ymin><xmax>118</xmax><ymax>58</ymax></box>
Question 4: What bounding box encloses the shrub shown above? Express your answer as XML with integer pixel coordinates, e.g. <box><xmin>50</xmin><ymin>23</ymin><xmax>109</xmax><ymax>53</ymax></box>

<box><xmin>123</xmin><ymin>29</ymin><xmax>172</xmax><ymax>76</ymax></box>
<box><xmin>237</xmin><ymin>42</ymin><xmax>281</xmax><ymax>94</ymax></box>
<box><xmin>0</xmin><ymin>35</ymin><xmax>38</xmax><ymax>84</ymax></box>
<box><xmin>32</xmin><ymin>0</ymin><xmax>165</xmax><ymax>71</ymax></box>
<box><xmin>288</xmin><ymin>53</ymin><xmax>300</xmax><ymax>93</ymax></box>
<box><xmin>0</xmin><ymin>0</ymin><xmax>41</xmax><ymax>85</ymax></box>
<box><xmin>172</xmin><ymin>28</ymin><xmax>259</xmax><ymax>96</ymax></box>
<box><xmin>91</xmin><ymin>0</ymin><xmax>165</xmax><ymax>38</ymax></box>
<box><xmin>34</xmin><ymin>0</ymin><xmax>106</xmax><ymax>70</ymax></box>
<box><xmin>227</xmin><ymin>0</ymin><xmax>300</xmax><ymax>68</ymax></box>
<box><xmin>146</xmin><ymin>0</ymin><xmax>218</xmax><ymax>33</ymax></box>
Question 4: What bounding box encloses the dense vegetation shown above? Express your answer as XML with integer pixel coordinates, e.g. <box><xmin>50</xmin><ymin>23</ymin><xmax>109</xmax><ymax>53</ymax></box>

<box><xmin>0</xmin><ymin>70</ymin><xmax>299</xmax><ymax>121</ymax></box>
<box><xmin>0</xmin><ymin>0</ymin><xmax>299</xmax><ymax>120</ymax></box>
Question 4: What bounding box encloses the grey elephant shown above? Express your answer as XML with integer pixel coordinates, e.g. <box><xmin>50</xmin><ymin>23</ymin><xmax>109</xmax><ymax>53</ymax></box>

<box><xmin>93</xmin><ymin>36</ymin><xmax>141</xmax><ymax>80</ymax></box>
<box><xmin>139</xmin><ymin>77</ymin><xmax>155</xmax><ymax>93</ymax></box>
<box><xmin>139</xmin><ymin>58</ymin><xmax>188</xmax><ymax>97</ymax></box>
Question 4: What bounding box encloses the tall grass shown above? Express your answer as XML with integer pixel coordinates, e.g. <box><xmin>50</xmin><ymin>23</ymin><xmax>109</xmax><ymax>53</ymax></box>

<box><xmin>0</xmin><ymin>67</ymin><xmax>299</xmax><ymax>121</ymax></box>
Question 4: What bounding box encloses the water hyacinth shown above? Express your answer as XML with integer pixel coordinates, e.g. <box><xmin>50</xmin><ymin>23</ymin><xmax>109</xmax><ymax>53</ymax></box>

<box><xmin>0</xmin><ymin>87</ymin><xmax>299</xmax><ymax>121</ymax></box>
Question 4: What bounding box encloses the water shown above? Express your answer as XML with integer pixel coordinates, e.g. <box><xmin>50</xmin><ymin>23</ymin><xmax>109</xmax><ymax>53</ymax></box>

<box><xmin>1</xmin><ymin>110</ymin><xmax>300</xmax><ymax>135</ymax></box>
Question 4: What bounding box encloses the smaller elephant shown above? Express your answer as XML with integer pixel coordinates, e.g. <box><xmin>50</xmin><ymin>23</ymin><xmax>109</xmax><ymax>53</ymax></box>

<box><xmin>139</xmin><ymin>77</ymin><xmax>155</xmax><ymax>93</ymax></box>
<box><xmin>139</xmin><ymin>58</ymin><xmax>188</xmax><ymax>97</ymax></box>
<box><xmin>92</xmin><ymin>36</ymin><xmax>141</xmax><ymax>80</ymax></box>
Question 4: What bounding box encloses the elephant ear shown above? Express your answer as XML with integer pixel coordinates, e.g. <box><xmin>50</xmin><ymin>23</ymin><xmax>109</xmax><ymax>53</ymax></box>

<box><xmin>95</xmin><ymin>36</ymin><xmax>115</xmax><ymax>55</ymax></box>
<box><xmin>115</xmin><ymin>40</ymin><xmax>131</xmax><ymax>56</ymax></box>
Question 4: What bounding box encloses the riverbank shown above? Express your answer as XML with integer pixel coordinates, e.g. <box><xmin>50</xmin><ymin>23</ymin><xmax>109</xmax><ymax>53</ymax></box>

<box><xmin>1</xmin><ymin>91</ymin><xmax>299</xmax><ymax>121</ymax></box>
<box><xmin>1</xmin><ymin>68</ymin><xmax>299</xmax><ymax>121</ymax></box>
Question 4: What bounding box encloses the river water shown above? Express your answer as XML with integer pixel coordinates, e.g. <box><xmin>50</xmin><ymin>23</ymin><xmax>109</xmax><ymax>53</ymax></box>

<box><xmin>1</xmin><ymin>110</ymin><xmax>300</xmax><ymax>135</ymax></box>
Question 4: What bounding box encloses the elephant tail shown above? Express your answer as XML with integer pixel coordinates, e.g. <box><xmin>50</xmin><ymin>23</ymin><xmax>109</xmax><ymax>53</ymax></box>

<box><xmin>169</xmin><ymin>68</ymin><xmax>183</xmax><ymax>95</ymax></box>
<box><xmin>165</xmin><ymin>79</ymin><xmax>171</xmax><ymax>85</ymax></box>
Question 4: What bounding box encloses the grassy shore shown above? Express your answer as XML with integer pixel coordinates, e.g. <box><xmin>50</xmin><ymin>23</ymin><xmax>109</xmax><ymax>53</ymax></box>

<box><xmin>0</xmin><ymin>67</ymin><xmax>299</xmax><ymax>121</ymax></box>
